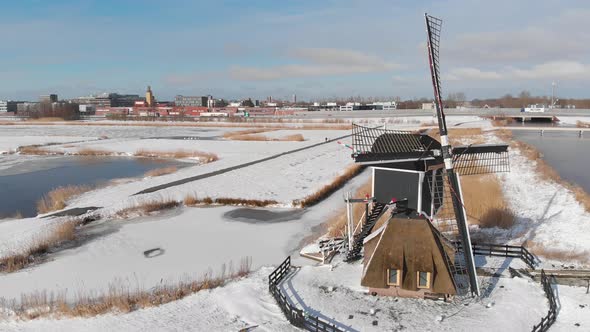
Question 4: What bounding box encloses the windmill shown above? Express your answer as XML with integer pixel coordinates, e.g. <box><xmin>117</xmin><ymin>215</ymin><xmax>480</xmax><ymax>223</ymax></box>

<box><xmin>342</xmin><ymin>14</ymin><xmax>510</xmax><ymax>297</ymax></box>
<box><xmin>424</xmin><ymin>13</ymin><xmax>479</xmax><ymax>296</ymax></box>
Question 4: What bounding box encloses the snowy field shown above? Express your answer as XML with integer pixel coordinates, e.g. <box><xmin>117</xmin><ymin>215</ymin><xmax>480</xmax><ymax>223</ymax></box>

<box><xmin>1</xmin><ymin>116</ymin><xmax>590</xmax><ymax>331</ymax></box>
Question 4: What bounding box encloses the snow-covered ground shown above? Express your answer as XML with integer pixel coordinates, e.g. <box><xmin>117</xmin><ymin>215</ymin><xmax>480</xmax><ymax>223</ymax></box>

<box><xmin>1</xmin><ymin>117</ymin><xmax>590</xmax><ymax>330</ymax></box>
<box><xmin>0</xmin><ymin>268</ymin><xmax>297</xmax><ymax>332</ymax></box>
<box><xmin>281</xmin><ymin>259</ymin><xmax>548</xmax><ymax>332</ymax></box>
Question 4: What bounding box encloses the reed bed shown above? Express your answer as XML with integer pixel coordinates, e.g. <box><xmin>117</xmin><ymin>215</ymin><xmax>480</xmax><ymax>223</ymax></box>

<box><xmin>115</xmin><ymin>199</ymin><xmax>181</xmax><ymax>218</ymax></box>
<box><xmin>525</xmin><ymin>241</ymin><xmax>590</xmax><ymax>264</ymax></box>
<box><xmin>325</xmin><ymin>178</ymin><xmax>373</xmax><ymax>237</ymax></box>
<box><xmin>18</xmin><ymin>145</ymin><xmax>62</xmax><ymax>155</ymax></box>
<box><xmin>0</xmin><ymin>220</ymin><xmax>79</xmax><ymax>273</ymax></box>
<box><xmin>37</xmin><ymin>185</ymin><xmax>93</xmax><ymax>214</ymax></box>
<box><xmin>294</xmin><ymin>164</ymin><xmax>364</xmax><ymax>208</ymax></box>
<box><xmin>134</xmin><ymin>149</ymin><xmax>218</xmax><ymax>163</ymax></box>
<box><xmin>75</xmin><ymin>148</ymin><xmax>114</xmax><ymax>156</ymax></box>
<box><xmin>144</xmin><ymin>166</ymin><xmax>178</xmax><ymax>177</ymax></box>
<box><xmin>183</xmin><ymin>194</ymin><xmax>277</xmax><ymax>207</ymax></box>
<box><xmin>0</xmin><ymin>257</ymin><xmax>252</xmax><ymax>320</ymax></box>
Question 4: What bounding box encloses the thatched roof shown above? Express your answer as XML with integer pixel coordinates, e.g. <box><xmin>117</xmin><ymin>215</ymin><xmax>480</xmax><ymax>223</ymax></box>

<box><xmin>361</xmin><ymin>217</ymin><xmax>456</xmax><ymax>295</ymax></box>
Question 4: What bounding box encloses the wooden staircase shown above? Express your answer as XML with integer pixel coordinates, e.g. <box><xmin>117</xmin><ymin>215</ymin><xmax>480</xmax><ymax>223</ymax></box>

<box><xmin>344</xmin><ymin>202</ymin><xmax>386</xmax><ymax>262</ymax></box>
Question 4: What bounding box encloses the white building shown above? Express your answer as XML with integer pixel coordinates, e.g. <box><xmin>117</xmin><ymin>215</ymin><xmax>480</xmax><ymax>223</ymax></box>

<box><xmin>422</xmin><ymin>102</ymin><xmax>435</xmax><ymax>110</ymax></box>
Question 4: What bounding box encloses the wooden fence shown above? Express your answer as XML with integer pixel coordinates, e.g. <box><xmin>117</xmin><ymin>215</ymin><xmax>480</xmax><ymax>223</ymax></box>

<box><xmin>456</xmin><ymin>242</ymin><xmax>537</xmax><ymax>269</ymax></box>
<box><xmin>269</xmin><ymin>256</ymin><xmax>350</xmax><ymax>332</ymax></box>
<box><xmin>532</xmin><ymin>269</ymin><xmax>558</xmax><ymax>332</ymax></box>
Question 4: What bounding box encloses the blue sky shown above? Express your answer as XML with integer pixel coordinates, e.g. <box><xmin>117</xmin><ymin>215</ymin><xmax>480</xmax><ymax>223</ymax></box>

<box><xmin>1</xmin><ymin>0</ymin><xmax>589</xmax><ymax>101</ymax></box>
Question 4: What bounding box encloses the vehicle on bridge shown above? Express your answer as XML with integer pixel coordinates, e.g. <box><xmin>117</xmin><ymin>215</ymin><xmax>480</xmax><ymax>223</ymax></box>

<box><xmin>523</xmin><ymin>104</ymin><xmax>548</xmax><ymax>113</ymax></box>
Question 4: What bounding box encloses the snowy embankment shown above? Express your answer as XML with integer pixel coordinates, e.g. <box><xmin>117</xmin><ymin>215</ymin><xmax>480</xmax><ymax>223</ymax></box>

<box><xmin>0</xmin><ymin>268</ymin><xmax>297</xmax><ymax>332</ymax></box>
<box><xmin>473</xmin><ymin>130</ymin><xmax>590</xmax><ymax>267</ymax></box>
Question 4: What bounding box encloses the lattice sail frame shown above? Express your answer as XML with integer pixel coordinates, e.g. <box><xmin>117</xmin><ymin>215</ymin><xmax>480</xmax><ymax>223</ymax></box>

<box><xmin>351</xmin><ymin>124</ymin><xmax>428</xmax><ymax>155</ymax></box>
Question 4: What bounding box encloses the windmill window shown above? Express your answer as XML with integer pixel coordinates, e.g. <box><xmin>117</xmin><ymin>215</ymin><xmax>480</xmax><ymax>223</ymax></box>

<box><xmin>387</xmin><ymin>269</ymin><xmax>401</xmax><ymax>286</ymax></box>
<box><xmin>417</xmin><ymin>271</ymin><xmax>431</xmax><ymax>289</ymax></box>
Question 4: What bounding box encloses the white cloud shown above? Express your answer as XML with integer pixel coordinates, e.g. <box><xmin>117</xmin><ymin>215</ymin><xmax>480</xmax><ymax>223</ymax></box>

<box><xmin>447</xmin><ymin>61</ymin><xmax>590</xmax><ymax>81</ymax></box>
<box><xmin>229</xmin><ymin>48</ymin><xmax>400</xmax><ymax>81</ymax></box>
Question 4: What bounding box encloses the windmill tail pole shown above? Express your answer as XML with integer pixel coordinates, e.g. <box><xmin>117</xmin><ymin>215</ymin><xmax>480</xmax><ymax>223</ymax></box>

<box><xmin>424</xmin><ymin>13</ymin><xmax>480</xmax><ymax>296</ymax></box>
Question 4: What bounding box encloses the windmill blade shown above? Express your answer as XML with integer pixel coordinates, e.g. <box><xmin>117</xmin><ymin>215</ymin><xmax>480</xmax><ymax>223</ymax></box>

<box><xmin>425</xmin><ymin>13</ymin><xmax>480</xmax><ymax>296</ymax></box>
<box><xmin>351</xmin><ymin>124</ymin><xmax>441</xmax><ymax>164</ymax></box>
<box><xmin>452</xmin><ymin>144</ymin><xmax>510</xmax><ymax>175</ymax></box>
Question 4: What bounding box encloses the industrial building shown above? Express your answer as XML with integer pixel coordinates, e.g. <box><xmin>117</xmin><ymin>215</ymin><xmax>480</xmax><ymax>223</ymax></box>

<box><xmin>175</xmin><ymin>95</ymin><xmax>208</xmax><ymax>107</ymax></box>
<box><xmin>0</xmin><ymin>100</ymin><xmax>18</xmax><ymax>113</ymax></box>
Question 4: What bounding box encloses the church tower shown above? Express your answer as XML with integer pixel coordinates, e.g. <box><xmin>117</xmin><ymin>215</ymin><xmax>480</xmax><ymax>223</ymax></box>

<box><xmin>146</xmin><ymin>85</ymin><xmax>156</xmax><ymax>107</ymax></box>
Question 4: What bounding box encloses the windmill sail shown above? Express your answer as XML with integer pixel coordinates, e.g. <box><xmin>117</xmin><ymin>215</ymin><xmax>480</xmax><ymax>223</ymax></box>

<box><xmin>425</xmin><ymin>13</ymin><xmax>480</xmax><ymax>296</ymax></box>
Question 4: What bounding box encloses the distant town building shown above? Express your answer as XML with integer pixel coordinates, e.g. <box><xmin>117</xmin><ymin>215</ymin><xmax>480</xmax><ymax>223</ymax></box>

<box><xmin>71</xmin><ymin>93</ymin><xmax>143</xmax><ymax>108</ymax></box>
<box><xmin>0</xmin><ymin>100</ymin><xmax>18</xmax><ymax>113</ymax></box>
<box><xmin>145</xmin><ymin>86</ymin><xmax>156</xmax><ymax>107</ymax></box>
<box><xmin>17</xmin><ymin>102</ymin><xmax>40</xmax><ymax>114</ymax></box>
<box><xmin>40</xmin><ymin>94</ymin><xmax>58</xmax><ymax>103</ymax></box>
<box><xmin>421</xmin><ymin>102</ymin><xmax>435</xmax><ymax>110</ymax></box>
<box><xmin>292</xmin><ymin>94</ymin><xmax>297</xmax><ymax>104</ymax></box>
<box><xmin>175</xmin><ymin>95</ymin><xmax>209</xmax><ymax>107</ymax></box>
<box><xmin>79</xmin><ymin>104</ymin><xmax>96</xmax><ymax>115</ymax></box>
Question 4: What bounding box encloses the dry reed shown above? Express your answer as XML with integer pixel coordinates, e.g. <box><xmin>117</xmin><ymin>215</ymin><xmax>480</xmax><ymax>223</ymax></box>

<box><xmin>0</xmin><ymin>257</ymin><xmax>252</xmax><ymax>320</ymax></box>
<box><xmin>37</xmin><ymin>185</ymin><xmax>93</xmax><ymax>214</ymax></box>
<box><xmin>18</xmin><ymin>145</ymin><xmax>63</xmax><ymax>155</ymax></box>
<box><xmin>75</xmin><ymin>148</ymin><xmax>114</xmax><ymax>156</ymax></box>
<box><xmin>499</xmin><ymin>129</ymin><xmax>590</xmax><ymax>212</ymax></box>
<box><xmin>0</xmin><ymin>220</ymin><xmax>79</xmax><ymax>273</ymax></box>
<box><xmin>525</xmin><ymin>241</ymin><xmax>590</xmax><ymax>264</ymax></box>
<box><xmin>115</xmin><ymin>199</ymin><xmax>181</xmax><ymax>218</ymax></box>
<box><xmin>460</xmin><ymin>175</ymin><xmax>515</xmax><ymax>229</ymax></box>
<box><xmin>183</xmin><ymin>194</ymin><xmax>277</xmax><ymax>207</ymax></box>
<box><xmin>576</xmin><ymin>121</ymin><xmax>590</xmax><ymax>128</ymax></box>
<box><xmin>134</xmin><ymin>149</ymin><xmax>218</xmax><ymax>163</ymax></box>
<box><xmin>325</xmin><ymin>178</ymin><xmax>373</xmax><ymax>237</ymax></box>
<box><xmin>144</xmin><ymin>166</ymin><xmax>178</xmax><ymax>177</ymax></box>
<box><xmin>294</xmin><ymin>164</ymin><xmax>364</xmax><ymax>208</ymax></box>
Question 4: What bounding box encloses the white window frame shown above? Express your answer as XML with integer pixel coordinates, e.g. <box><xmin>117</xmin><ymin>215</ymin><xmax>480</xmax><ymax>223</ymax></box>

<box><xmin>416</xmin><ymin>271</ymin><xmax>431</xmax><ymax>289</ymax></box>
<box><xmin>387</xmin><ymin>268</ymin><xmax>401</xmax><ymax>286</ymax></box>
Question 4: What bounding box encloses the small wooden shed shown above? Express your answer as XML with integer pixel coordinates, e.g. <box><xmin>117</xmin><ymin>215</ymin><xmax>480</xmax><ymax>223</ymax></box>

<box><xmin>361</xmin><ymin>217</ymin><xmax>456</xmax><ymax>299</ymax></box>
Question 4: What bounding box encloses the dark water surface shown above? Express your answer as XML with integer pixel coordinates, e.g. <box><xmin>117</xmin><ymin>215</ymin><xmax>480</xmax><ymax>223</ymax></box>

<box><xmin>513</xmin><ymin>131</ymin><xmax>590</xmax><ymax>193</ymax></box>
<box><xmin>0</xmin><ymin>157</ymin><xmax>184</xmax><ymax>218</ymax></box>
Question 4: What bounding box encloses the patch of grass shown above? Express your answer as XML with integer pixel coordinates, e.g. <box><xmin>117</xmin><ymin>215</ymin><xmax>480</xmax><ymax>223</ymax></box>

<box><xmin>18</xmin><ymin>145</ymin><xmax>63</xmax><ymax>155</ymax></box>
<box><xmin>223</xmin><ymin>129</ymin><xmax>272</xmax><ymax>139</ymax></box>
<box><xmin>278</xmin><ymin>134</ymin><xmax>305</xmax><ymax>141</ymax></box>
<box><xmin>325</xmin><ymin>178</ymin><xmax>373</xmax><ymax>237</ymax></box>
<box><xmin>0</xmin><ymin>257</ymin><xmax>252</xmax><ymax>320</ymax></box>
<box><xmin>225</xmin><ymin>129</ymin><xmax>305</xmax><ymax>142</ymax></box>
<box><xmin>134</xmin><ymin>149</ymin><xmax>218</xmax><ymax>163</ymax></box>
<box><xmin>75</xmin><ymin>148</ymin><xmax>114</xmax><ymax>156</ymax></box>
<box><xmin>433</xmin><ymin>174</ymin><xmax>515</xmax><ymax>230</ymax></box>
<box><xmin>461</xmin><ymin>175</ymin><xmax>515</xmax><ymax>229</ymax></box>
<box><xmin>294</xmin><ymin>164</ymin><xmax>364</xmax><ymax>208</ymax></box>
<box><xmin>183</xmin><ymin>194</ymin><xmax>277</xmax><ymax>207</ymax></box>
<box><xmin>0</xmin><ymin>220</ymin><xmax>79</xmax><ymax>273</ymax></box>
<box><xmin>525</xmin><ymin>241</ymin><xmax>590</xmax><ymax>264</ymax></box>
<box><xmin>144</xmin><ymin>166</ymin><xmax>178</xmax><ymax>177</ymax></box>
<box><xmin>37</xmin><ymin>185</ymin><xmax>93</xmax><ymax>214</ymax></box>
<box><xmin>115</xmin><ymin>199</ymin><xmax>181</xmax><ymax>218</ymax></box>
<box><xmin>426</xmin><ymin>127</ymin><xmax>485</xmax><ymax>145</ymax></box>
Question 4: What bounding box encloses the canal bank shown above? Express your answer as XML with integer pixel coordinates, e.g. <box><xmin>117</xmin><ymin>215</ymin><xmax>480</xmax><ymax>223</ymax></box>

<box><xmin>0</xmin><ymin>157</ymin><xmax>186</xmax><ymax>218</ymax></box>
